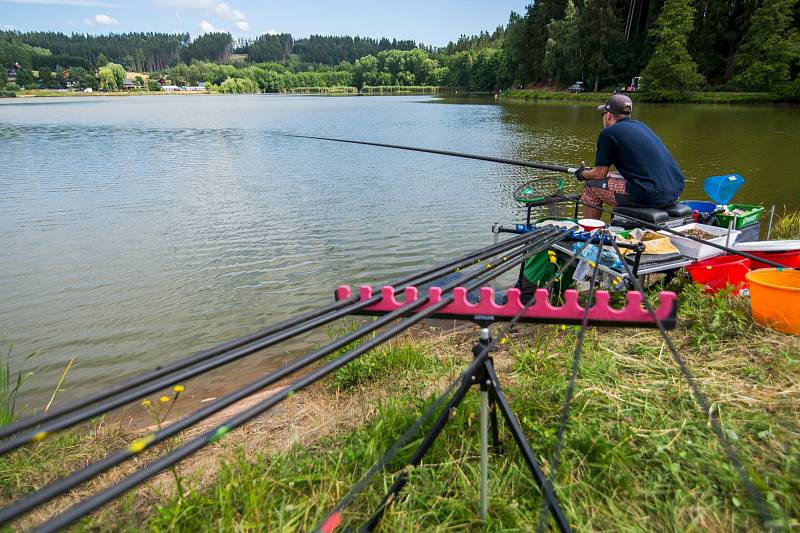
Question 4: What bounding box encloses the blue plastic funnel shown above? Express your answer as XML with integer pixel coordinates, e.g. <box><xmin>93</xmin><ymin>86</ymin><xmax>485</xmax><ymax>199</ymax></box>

<box><xmin>704</xmin><ymin>174</ymin><xmax>744</xmax><ymax>205</ymax></box>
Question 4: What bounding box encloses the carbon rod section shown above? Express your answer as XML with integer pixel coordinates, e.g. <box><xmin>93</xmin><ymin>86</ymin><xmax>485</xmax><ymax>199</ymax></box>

<box><xmin>0</xmin><ymin>229</ymin><xmax>543</xmax><ymax>440</ymax></box>
<box><xmin>33</xmin><ymin>232</ymin><xmax>568</xmax><ymax>532</ymax></box>
<box><xmin>0</xmin><ymin>229</ymin><xmax>554</xmax><ymax>457</ymax></box>
<box><xmin>7</xmin><ymin>231</ymin><xmax>566</xmax><ymax>526</ymax></box>
<box><xmin>289</xmin><ymin>135</ymin><xmax>575</xmax><ymax>173</ymax></box>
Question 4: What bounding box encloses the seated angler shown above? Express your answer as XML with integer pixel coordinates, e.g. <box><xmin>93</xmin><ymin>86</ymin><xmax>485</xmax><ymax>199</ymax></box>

<box><xmin>575</xmin><ymin>94</ymin><xmax>685</xmax><ymax>219</ymax></box>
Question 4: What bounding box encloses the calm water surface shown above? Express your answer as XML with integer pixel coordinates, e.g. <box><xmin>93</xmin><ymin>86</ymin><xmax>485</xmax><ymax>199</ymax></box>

<box><xmin>1</xmin><ymin>94</ymin><xmax>798</xmax><ymax>405</ymax></box>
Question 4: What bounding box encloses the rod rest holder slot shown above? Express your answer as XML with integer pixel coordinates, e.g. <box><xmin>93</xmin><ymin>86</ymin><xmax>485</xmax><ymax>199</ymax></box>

<box><xmin>335</xmin><ymin>285</ymin><xmax>677</xmax><ymax>329</ymax></box>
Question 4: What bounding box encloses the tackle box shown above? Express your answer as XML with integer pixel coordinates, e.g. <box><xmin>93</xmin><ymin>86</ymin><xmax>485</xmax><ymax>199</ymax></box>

<box><xmin>714</xmin><ymin>204</ymin><xmax>765</xmax><ymax>229</ymax></box>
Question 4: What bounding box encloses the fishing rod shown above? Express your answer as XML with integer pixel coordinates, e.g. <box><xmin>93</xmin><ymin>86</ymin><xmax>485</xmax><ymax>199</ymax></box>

<box><xmin>0</xmin><ymin>227</ymin><xmax>547</xmax><ymax>442</ymax></box>
<box><xmin>30</xmin><ymin>230</ymin><xmax>570</xmax><ymax>532</ymax></box>
<box><xmin>0</xmin><ymin>228</ymin><xmax>557</xmax><ymax>457</ymax></box>
<box><xmin>294</xmin><ymin>134</ymin><xmax>795</xmax><ymax>270</ymax></box>
<box><xmin>288</xmin><ymin>134</ymin><xmax>580</xmax><ymax>174</ymax></box>
<box><xmin>1</xmin><ymin>229</ymin><xmax>566</xmax><ymax>525</ymax></box>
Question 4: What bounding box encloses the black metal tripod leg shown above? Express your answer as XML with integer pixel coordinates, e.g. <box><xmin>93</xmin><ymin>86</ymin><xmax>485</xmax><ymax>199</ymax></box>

<box><xmin>361</xmin><ymin>369</ymin><xmax>476</xmax><ymax>532</ymax></box>
<box><xmin>484</xmin><ymin>361</ymin><xmax>573</xmax><ymax>533</ymax></box>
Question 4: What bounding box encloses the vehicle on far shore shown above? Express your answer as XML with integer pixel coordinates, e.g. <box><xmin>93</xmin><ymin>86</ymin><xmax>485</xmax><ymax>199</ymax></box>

<box><xmin>567</xmin><ymin>81</ymin><xmax>586</xmax><ymax>93</ymax></box>
<box><xmin>622</xmin><ymin>76</ymin><xmax>642</xmax><ymax>93</ymax></box>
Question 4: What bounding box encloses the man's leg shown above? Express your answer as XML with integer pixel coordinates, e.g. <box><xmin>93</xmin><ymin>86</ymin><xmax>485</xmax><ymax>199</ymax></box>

<box><xmin>579</xmin><ymin>178</ymin><xmax>627</xmax><ymax>219</ymax></box>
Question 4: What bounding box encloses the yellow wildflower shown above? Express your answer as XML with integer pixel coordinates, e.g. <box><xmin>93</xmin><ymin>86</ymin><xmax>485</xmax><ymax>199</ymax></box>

<box><xmin>173</xmin><ymin>385</ymin><xmax>185</xmax><ymax>393</ymax></box>
<box><xmin>160</xmin><ymin>396</ymin><xmax>170</xmax><ymax>403</ymax></box>
<box><xmin>142</xmin><ymin>399</ymin><xmax>151</xmax><ymax>407</ymax></box>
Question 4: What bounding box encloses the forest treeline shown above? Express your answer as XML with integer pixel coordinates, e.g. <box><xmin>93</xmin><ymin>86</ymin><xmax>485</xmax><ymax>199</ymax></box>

<box><xmin>2</xmin><ymin>0</ymin><xmax>799</xmax><ymax>98</ymax></box>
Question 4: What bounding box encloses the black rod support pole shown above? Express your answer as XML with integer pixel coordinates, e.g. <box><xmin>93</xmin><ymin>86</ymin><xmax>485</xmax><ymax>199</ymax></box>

<box><xmin>485</xmin><ymin>361</ymin><xmax>572</xmax><ymax>533</ymax></box>
<box><xmin>361</xmin><ymin>366</ymin><xmax>478</xmax><ymax>532</ymax></box>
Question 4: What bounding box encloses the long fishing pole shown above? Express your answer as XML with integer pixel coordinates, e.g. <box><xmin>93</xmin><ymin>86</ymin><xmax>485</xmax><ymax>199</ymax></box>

<box><xmin>0</xmin><ymin>229</ymin><xmax>564</xmax><ymax>524</ymax></box>
<box><xmin>0</xmin><ymin>231</ymin><xmax>564</xmax><ymax>524</ymax></box>
<box><xmin>288</xmin><ymin>134</ymin><xmax>579</xmax><ymax>174</ymax></box>
<box><xmin>0</xmin><ymin>228</ymin><xmax>545</xmax><ymax>443</ymax></box>
<box><xmin>0</xmin><ymin>229</ymin><xmax>557</xmax><ymax>457</ymax></box>
<box><xmin>32</xmin><ymin>231</ymin><xmax>570</xmax><ymax>532</ymax></box>
<box><xmin>293</xmin><ymin>134</ymin><xmax>794</xmax><ymax>269</ymax></box>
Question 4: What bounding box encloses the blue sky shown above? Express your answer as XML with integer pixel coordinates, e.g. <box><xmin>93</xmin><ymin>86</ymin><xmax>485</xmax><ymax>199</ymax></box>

<box><xmin>0</xmin><ymin>0</ymin><xmax>530</xmax><ymax>45</ymax></box>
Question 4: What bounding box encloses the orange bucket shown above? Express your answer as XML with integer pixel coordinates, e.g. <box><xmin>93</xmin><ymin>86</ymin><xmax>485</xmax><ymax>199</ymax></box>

<box><xmin>745</xmin><ymin>269</ymin><xmax>800</xmax><ymax>335</ymax></box>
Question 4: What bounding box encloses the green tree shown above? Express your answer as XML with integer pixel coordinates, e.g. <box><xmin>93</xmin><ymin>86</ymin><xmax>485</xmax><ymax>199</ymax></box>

<box><xmin>147</xmin><ymin>79</ymin><xmax>161</xmax><ymax>91</ymax></box>
<box><xmin>107</xmin><ymin>62</ymin><xmax>126</xmax><ymax>88</ymax></box>
<box><xmin>544</xmin><ymin>0</ymin><xmax>583</xmax><ymax>85</ymax></box>
<box><xmin>219</xmin><ymin>76</ymin><xmax>258</xmax><ymax>93</ymax></box>
<box><xmin>15</xmin><ymin>68</ymin><xmax>34</xmax><ymax>88</ymax></box>
<box><xmin>98</xmin><ymin>66</ymin><xmax>118</xmax><ymax>91</ymax></box>
<box><xmin>134</xmin><ymin>75</ymin><xmax>144</xmax><ymax>87</ymax></box>
<box><xmin>642</xmin><ymin>0</ymin><xmax>705</xmax><ymax>96</ymax></box>
<box><xmin>731</xmin><ymin>0</ymin><xmax>800</xmax><ymax>91</ymax></box>
<box><xmin>96</xmin><ymin>53</ymin><xmax>109</xmax><ymax>67</ymax></box>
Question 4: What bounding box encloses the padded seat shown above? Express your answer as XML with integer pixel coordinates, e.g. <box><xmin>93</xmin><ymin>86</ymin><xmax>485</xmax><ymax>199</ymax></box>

<box><xmin>612</xmin><ymin>203</ymin><xmax>692</xmax><ymax>224</ymax></box>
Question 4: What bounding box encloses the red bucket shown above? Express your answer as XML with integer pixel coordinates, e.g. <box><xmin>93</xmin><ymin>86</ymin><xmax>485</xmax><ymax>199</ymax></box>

<box><xmin>746</xmin><ymin>250</ymin><xmax>800</xmax><ymax>270</ymax></box>
<box><xmin>686</xmin><ymin>255</ymin><xmax>751</xmax><ymax>294</ymax></box>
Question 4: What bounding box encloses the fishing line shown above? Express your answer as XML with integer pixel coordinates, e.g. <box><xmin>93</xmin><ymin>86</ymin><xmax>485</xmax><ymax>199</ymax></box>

<box><xmin>0</xmin><ymin>229</ymin><xmax>555</xmax><ymax>457</ymax></box>
<box><xmin>536</xmin><ymin>230</ymin><xmax>607</xmax><ymax>533</ymax></box>
<box><xmin>32</xmin><ymin>231</ymin><xmax>569</xmax><ymax>533</ymax></box>
<box><xmin>317</xmin><ymin>234</ymin><xmax>603</xmax><ymax>532</ymax></box>
<box><xmin>0</xmin><ymin>229</ymin><xmax>546</xmax><ymax>441</ymax></box>
<box><xmin>605</xmin><ymin>236</ymin><xmax>776</xmax><ymax>530</ymax></box>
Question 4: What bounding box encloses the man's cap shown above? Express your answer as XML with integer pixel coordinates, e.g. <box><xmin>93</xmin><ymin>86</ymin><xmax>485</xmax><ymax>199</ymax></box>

<box><xmin>597</xmin><ymin>94</ymin><xmax>632</xmax><ymax>115</ymax></box>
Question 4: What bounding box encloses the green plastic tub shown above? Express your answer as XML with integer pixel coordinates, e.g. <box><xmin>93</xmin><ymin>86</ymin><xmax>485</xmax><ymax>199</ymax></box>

<box><xmin>715</xmin><ymin>204</ymin><xmax>765</xmax><ymax>229</ymax></box>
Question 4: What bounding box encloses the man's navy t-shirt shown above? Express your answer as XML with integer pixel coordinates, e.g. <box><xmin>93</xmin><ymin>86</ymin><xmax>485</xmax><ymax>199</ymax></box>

<box><xmin>595</xmin><ymin>118</ymin><xmax>685</xmax><ymax>207</ymax></box>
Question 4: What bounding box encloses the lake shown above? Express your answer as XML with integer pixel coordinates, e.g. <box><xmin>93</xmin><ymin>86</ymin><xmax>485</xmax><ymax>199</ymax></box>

<box><xmin>1</xmin><ymin>94</ymin><xmax>798</xmax><ymax>406</ymax></box>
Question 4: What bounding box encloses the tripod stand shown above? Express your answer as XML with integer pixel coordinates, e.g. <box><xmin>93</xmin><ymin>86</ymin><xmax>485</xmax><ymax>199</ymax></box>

<box><xmin>362</xmin><ymin>323</ymin><xmax>572</xmax><ymax>533</ymax></box>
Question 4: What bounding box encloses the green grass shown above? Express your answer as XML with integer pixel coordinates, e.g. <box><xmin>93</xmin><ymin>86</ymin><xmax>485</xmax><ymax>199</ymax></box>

<box><xmin>288</xmin><ymin>86</ymin><xmax>357</xmax><ymax>95</ymax></box>
<box><xmin>360</xmin><ymin>85</ymin><xmax>440</xmax><ymax>94</ymax></box>
<box><xmin>501</xmin><ymin>89</ymin><xmax>779</xmax><ymax>105</ymax></box>
<box><xmin>771</xmin><ymin>208</ymin><xmax>800</xmax><ymax>240</ymax></box>
<box><xmin>5</xmin><ymin>291</ymin><xmax>798</xmax><ymax>531</ymax></box>
<box><xmin>94</xmin><ymin>290</ymin><xmax>800</xmax><ymax>532</ymax></box>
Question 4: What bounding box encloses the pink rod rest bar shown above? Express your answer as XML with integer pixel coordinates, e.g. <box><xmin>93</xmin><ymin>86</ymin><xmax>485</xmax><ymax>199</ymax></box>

<box><xmin>335</xmin><ymin>285</ymin><xmax>677</xmax><ymax>325</ymax></box>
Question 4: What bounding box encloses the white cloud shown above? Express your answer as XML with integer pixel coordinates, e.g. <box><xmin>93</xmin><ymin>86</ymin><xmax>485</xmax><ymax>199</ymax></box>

<box><xmin>154</xmin><ymin>0</ymin><xmax>248</xmax><ymax>32</ymax></box>
<box><xmin>1</xmin><ymin>24</ymin><xmax>16</xmax><ymax>30</ymax></box>
<box><xmin>0</xmin><ymin>0</ymin><xmax>118</xmax><ymax>6</ymax></box>
<box><xmin>84</xmin><ymin>13</ymin><xmax>119</xmax><ymax>26</ymax></box>
<box><xmin>214</xmin><ymin>2</ymin><xmax>243</xmax><ymax>21</ymax></box>
<box><xmin>199</xmin><ymin>20</ymin><xmax>217</xmax><ymax>33</ymax></box>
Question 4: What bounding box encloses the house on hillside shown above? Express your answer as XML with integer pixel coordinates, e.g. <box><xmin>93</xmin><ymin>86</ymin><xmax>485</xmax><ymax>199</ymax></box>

<box><xmin>7</xmin><ymin>63</ymin><xmax>21</xmax><ymax>83</ymax></box>
<box><xmin>122</xmin><ymin>79</ymin><xmax>137</xmax><ymax>90</ymax></box>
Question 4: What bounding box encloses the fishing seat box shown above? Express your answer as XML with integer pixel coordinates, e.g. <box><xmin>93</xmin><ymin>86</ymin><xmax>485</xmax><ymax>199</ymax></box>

<box><xmin>611</xmin><ymin>203</ymin><xmax>693</xmax><ymax>230</ymax></box>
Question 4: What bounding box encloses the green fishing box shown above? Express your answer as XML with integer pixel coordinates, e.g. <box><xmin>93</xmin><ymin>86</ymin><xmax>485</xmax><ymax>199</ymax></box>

<box><xmin>715</xmin><ymin>204</ymin><xmax>765</xmax><ymax>229</ymax></box>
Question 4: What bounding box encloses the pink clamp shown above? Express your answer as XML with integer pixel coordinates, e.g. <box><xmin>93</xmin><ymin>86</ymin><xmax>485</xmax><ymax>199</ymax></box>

<box><xmin>335</xmin><ymin>285</ymin><xmax>677</xmax><ymax>329</ymax></box>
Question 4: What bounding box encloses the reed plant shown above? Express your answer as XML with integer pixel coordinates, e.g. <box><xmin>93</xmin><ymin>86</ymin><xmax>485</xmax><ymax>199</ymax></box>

<box><xmin>771</xmin><ymin>208</ymin><xmax>800</xmax><ymax>239</ymax></box>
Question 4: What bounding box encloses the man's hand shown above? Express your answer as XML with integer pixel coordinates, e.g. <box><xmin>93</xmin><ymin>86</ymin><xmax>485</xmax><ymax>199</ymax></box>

<box><xmin>574</xmin><ymin>165</ymin><xmax>592</xmax><ymax>181</ymax></box>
